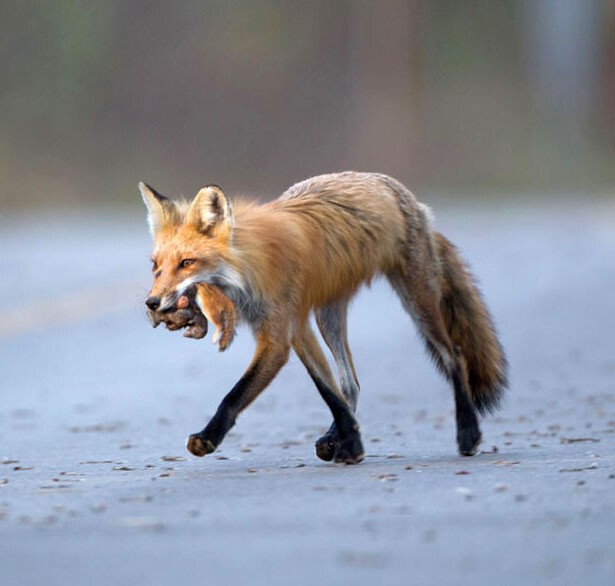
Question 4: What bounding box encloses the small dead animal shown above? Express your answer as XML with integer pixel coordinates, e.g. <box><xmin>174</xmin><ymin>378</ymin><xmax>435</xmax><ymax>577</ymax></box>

<box><xmin>147</xmin><ymin>283</ymin><xmax>236</xmax><ymax>351</ymax></box>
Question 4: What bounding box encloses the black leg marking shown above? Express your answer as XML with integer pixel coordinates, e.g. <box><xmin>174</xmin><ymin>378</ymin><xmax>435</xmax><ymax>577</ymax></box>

<box><xmin>187</xmin><ymin>363</ymin><xmax>259</xmax><ymax>457</ymax></box>
<box><xmin>187</xmin><ymin>340</ymin><xmax>289</xmax><ymax>457</ymax></box>
<box><xmin>315</xmin><ymin>421</ymin><xmax>339</xmax><ymax>462</ymax></box>
<box><xmin>308</xmin><ymin>372</ymin><xmax>364</xmax><ymax>464</ymax></box>
<box><xmin>314</xmin><ymin>301</ymin><xmax>360</xmax><ymax>461</ymax></box>
<box><xmin>452</xmin><ymin>367</ymin><xmax>482</xmax><ymax>456</ymax></box>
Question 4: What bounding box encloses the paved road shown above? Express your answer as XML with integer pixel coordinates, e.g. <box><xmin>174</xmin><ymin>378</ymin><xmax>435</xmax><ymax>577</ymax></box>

<box><xmin>0</xmin><ymin>197</ymin><xmax>613</xmax><ymax>586</ymax></box>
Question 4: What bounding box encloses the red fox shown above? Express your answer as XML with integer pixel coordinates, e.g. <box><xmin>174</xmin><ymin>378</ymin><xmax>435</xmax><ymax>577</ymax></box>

<box><xmin>140</xmin><ymin>172</ymin><xmax>507</xmax><ymax>464</ymax></box>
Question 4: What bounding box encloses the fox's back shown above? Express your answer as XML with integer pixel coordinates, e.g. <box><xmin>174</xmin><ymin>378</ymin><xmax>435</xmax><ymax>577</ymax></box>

<box><xmin>258</xmin><ymin>172</ymin><xmax>429</xmax><ymax>307</ymax></box>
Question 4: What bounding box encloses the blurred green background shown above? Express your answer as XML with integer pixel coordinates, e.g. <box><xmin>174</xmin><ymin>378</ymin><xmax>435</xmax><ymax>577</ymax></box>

<box><xmin>2</xmin><ymin>0</ymin><xmax>614</xmax><ymax>209</ymax></box>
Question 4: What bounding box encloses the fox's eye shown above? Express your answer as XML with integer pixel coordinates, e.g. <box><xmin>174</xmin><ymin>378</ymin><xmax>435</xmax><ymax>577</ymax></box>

<box><xmin>179</xmin><ymin>259</ymin><xmax>195</xmax><ymax>269</ymax></box>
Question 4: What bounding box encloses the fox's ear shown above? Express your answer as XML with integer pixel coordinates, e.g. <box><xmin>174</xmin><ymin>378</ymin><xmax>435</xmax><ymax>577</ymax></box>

<box><xmin>189</xmin><ymin>185</ymin><xmax>233</xmax><ymax>237</ymax></box>
<box><xmin>139</xmin><ymin>182</ymin><xmax>173</xmax><ymax>238</ymax></box>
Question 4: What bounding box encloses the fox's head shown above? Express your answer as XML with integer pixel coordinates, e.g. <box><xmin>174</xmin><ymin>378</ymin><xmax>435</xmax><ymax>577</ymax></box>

<box><xmin>139</xmin><ymin>182</ymin><xmax>240</xmax><ymax>313</ymax></box>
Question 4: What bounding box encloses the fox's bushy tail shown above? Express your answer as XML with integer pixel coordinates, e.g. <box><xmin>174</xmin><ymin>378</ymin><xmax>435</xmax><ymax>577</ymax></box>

<box><xmin>433</xmin><ymin>232</ymin><xmax>508</xmax><ymax>414</ymax></box>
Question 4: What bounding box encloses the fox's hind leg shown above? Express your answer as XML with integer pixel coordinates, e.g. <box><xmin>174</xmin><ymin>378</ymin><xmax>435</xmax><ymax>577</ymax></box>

<box><xmin>292</xmin><ymin>322</ymin><xmax>364</xmax><ymax>464</ymax></box>
<box><xmin>314</xmin><ymin>300</ymin><xmax>360</xmax><ymax>461</ymax></box>
<box><xmin>388</xmin><ymin>270</ymin><xmax>482</xmax><ymax>456</ymax></box>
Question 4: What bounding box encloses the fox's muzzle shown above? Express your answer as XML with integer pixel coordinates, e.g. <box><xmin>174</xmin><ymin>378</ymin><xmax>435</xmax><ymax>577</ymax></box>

<box><xmin>145</xmin><ymin>296</ymin><xmax>161</xmax><ymax>311</ymax></box>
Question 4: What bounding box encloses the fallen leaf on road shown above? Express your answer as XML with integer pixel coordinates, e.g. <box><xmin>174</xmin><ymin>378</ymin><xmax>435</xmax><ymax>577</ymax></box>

<box><xmin>161</xmin><ymin>456</ymin><xmax>187</xmax><ymax>462</ymax></box>
<box><xmin>377</xmin><ymin>474</ymin><xmax>398</xmax><ymax>482</ymax></box>
<box><xmin>52</xmin><ymin>478</ymin><xmax>82</xmax><ymax>483</ymax></box>
<box><xmin>70</xmin><ymin>422</ymin><xmax>125</xmax><ymax>433</ymax></box>
<box><xmin>559</xmin><ymin>463</ymin><xmax>598</xmax><ymax>472</ymax></box>
<box><xmin>560</xmin><ymin>437</ymin><xmax>600</xmax><ymax>444</ymax></box>
<box><xmin>80</xmin><ymin>460</ymin><xmax>114</xmax><ymax>465</ymax></box>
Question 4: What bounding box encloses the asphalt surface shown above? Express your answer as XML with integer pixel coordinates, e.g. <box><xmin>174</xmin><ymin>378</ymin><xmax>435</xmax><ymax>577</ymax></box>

<box><xmin>0</xmin><ymin>197</ymin><xmax>613</xmax><ymax>586</ymax></box>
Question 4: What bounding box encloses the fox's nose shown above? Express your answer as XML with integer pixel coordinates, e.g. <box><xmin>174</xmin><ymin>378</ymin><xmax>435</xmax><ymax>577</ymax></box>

<box><xmin>145</xmin><ymin>296</ymin><xmax>161</xmax><ymax>311</ymax></box>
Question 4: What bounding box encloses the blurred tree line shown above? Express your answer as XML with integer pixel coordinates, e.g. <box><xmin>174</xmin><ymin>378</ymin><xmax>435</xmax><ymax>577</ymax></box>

<box><xmin>1</xmin><ymin>0</ymin><xmax>614</xmax><ymax>209</ymax></box>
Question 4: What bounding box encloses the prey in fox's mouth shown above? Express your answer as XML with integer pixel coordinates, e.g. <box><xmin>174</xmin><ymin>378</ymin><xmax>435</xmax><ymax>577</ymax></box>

<box><xmin>146</xmin><ymin>282</ymin><xmax>236</xmax><ymax>350</ymax></box>
<box><xmin>146</xmin><ymin>287</ymin><xmax>208</xmax><ymax>340</ymax></box>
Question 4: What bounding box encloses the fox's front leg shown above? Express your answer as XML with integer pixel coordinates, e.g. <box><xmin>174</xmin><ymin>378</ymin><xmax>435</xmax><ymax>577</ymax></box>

<box><xmin>186</xmin><ymin>328</ymin><xmax>290</xmax><ymax>457</ymax></box>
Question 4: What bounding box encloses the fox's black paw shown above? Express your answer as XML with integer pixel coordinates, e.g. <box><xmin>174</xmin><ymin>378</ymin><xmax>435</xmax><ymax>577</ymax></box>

<box><xmin>457</xmin><ymin>427</ymin><xmax>482</xmax><ymax>456</ymax></box>
<box><xmin>333</xmin><ymin>432</ymin><xmax>364</xmax><ymax>465</ymax></box>
<box><xmin>315</xmin><ymin>424</ymin><xmax>339</xmax><ymax>462</ymax></box>
<box><xmin>186</xmin><ymin>434</ymin><xmax>217</xmax><ymax>457</ymax></box>
<box><xmin>315</xmin><ymin>436</ymin><xmax>338</xmax><ymax>462</ymax></box>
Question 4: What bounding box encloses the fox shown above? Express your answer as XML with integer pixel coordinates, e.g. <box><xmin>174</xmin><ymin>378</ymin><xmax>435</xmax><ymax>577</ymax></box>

<box><xmin>140</xmin><ymin>171</ymin><xmax>508</xmax><ymax>464</ymax></box>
